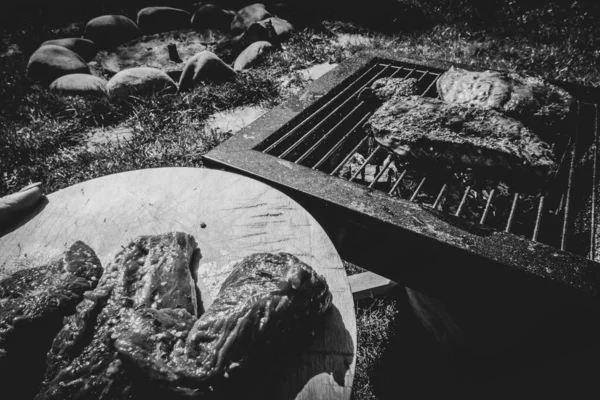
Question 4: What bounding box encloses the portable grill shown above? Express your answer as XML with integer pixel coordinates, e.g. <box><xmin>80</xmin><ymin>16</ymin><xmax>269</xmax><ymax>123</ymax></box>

<box><xmin>203</xmin><ymin>51</ymin><xmax>600</xmax><ymax>306</ymax></box>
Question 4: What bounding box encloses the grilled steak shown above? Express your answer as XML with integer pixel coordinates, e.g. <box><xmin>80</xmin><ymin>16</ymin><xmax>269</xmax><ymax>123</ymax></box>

<box><xmin>359</xmin><ymin>77</ymin><xmax>419</xmax><ymax>103</ymax></box>
<box><xmin>36</xmin><ymin>232</ymin><xmax>199</xmax><ymax>400</ymax></box>
<box><xmin>113</xmin><ymin>252</ymin><xmax>332</xmax><ymax>397</ymax></box>
<box><xmin>436</xmin><ymin>67</ymin><xmax>574</xmax><ymax>140</ymax></box>
<box><xmin>0</xmin><ymin>241</ymin><xmax>103</xmax><ymax>400</ymax></box>
<box><xmin>364</xmin><ymin>95</ymin><xmax>557</xmax><ymax>189</ymax></box>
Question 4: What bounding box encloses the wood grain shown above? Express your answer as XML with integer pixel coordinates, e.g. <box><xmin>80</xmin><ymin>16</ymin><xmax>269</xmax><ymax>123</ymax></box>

<box><xmin>349</xmin><ymin>271</ymin><xmax>398</xmax><ymax>300</ymax></box>
<box><xmin>0</xmin><ymin>167</ymin><xmax>356</xmax><ymax>400</ymax></box>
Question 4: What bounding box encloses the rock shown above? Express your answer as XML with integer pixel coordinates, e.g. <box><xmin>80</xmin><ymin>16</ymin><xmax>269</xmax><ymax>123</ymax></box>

<box><xmin>40</xmin><ymin>38</ymin><xmax>97</xmax><ymax>62</ymax></box>
<box><xmin>137</xmin><ymin>7</ymin><xmax>191</xmax><ymax>34</ymax></box>
<box><xmin>233</xmin><ymin>41</ymin><xmax>273</xmax><ymax>71</ymax></box>
<box><xmin>49</xmin><ymin>74</ymin><xmax>108</xmax><ymax>96</ymax></box>
<box><xmin>230</xmin><ymin>3</ymin><xmax>271</xmax><ymax>34</ymax></box>
<box><xmin>178</xmin><ymin>51</ymin><xmax>235</xmax><ymax>91</ymax></box>
<box><xmin>84</xmin><ymin>15</ymin><xmax>140</xmax><ymax>50</ymax></box>
<box><xmin>191</xmin><ymin>4</ymin><xmax>235</xmax><ymax>31</ymax></box>
<box><xmin>107</xmin><ymin>67</ymin><xmax>177</xmax><ymax>97</ymax></box>
<box><xmin>27</xmin><ymin>45</ymin><xmax>90</xmax><ymax>86</ymax></box>
<box><xmin>240</xmin><ymin>18</ymin><xmax>279</xmax><ymax>47</ymax></box>
<box><xmin>262</xmin><ymin>17</ymin><xmax>294</xmax><ymax>41</ymax></box>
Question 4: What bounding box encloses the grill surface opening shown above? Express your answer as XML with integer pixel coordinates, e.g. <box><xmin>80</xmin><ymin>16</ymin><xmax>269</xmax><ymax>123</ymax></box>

<box><xmin>255</xmin><ymin>58</ymin><xmax>600</xmax><ymax>261</ymax></box>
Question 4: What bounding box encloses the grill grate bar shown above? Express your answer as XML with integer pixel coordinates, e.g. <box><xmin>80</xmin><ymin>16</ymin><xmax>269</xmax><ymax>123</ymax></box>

<box><xmin>421</xmin><ymin>74</ymin><xmax>441</xmax><ymax>97</ymax></box>
<box><xmin>401</xmin><ymin>67</ymin><xmax>417</xmax><ymax>80</ymax></box>
<box><xmin>455</xmin><ymin>185</ymin><xmax>472</xmax><ymax>217</ymax></box>
<box><xmin>532</xmin><ymin>196</ymin><xmax>545</xmax><ymax>242</ymax></box>
<box><xmin>480</xmin><ymin>188</ymin><xmax>496</xmax><ymax>225</ymax></box>
<box><xmin>389</xmin><ymin>169</ymin><xmax>407</xmax><ymax>196</ymax></box>
<box><xmin>330</xmin><ymin>131</ymin><xmax>371</xmax><ymax>176</ymax></box>
<box><xmin>556</xmin><ymin>194</ymin><xmax>565</xmax><ymax>214</ymax></box>
<box><xmin>432</xmin><ymin>184</ymin><xmax>447</xmax><ymax>209</ymax></box>
<box><xmin>324</xmin><ymin>66</ymin><xmax>418</xmax><ymax>171</ymax></box>
<box><xmin>591</xmin><ymin>105</ymin><xmax>599</xmax><ymax>260</ymax></box>
<box><xmin>561</xmin><ymin>103</ymin><xmax>581</xmax><ymax>251</ymax></box>
<box><xmin>505</xmin><ymin>193</ymin><xmax>519</xmax><ymax>233</ymax></box>
<box><xmin>313</xmin><ymin>111</ymin><xmax>373</xmax><ymax>170</ymax></box>
<box><xmin>410</xmin><ymin>177</ymin><xmax>427</xmax><ymax>202</ymax></box>
<box><xmin>295</xmin><ymin>102</ymin><xmax>365</xmax><ymax>164</ymax></box>
<box><xmin>388</xmin><ymin>66</ymin><xmax>403</xmax><ymax>79</ymax></box>
<box><xmin>262</xmin><ymin>63</ymin><xmax>379</xmax><ymax>154</ymax></box>
<box><xmin>278</xmin><ymin>64</ymin><xmax>393</xmax><ymax>159</ymax></box>
<box><xmin>368</xmin><ymin>155</ymin><xmax>394</xmax><ymax>189</ymax></box>
<box><xmin>416</xmin><ymin>70</ymin><xmax>429</xmax><ymax>82</ymax></box>
<box><xmin>350</xmin><ymin>145</ymin><xmax>383</xmax><ymax>182</ymax></box>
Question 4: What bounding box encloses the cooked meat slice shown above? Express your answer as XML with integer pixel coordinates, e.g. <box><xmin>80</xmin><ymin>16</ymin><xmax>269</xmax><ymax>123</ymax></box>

<box><xmin>36</xmin><ymin>232</ymin><xmax>199</xmax><ymax>400</ymax></box>
<box><xmin>0</xmin><ymin>241</ymin><xmax>102</xmax><ymax>400</ymax></box>
<box><xmin>436</xmin><ymin>67</ymin><xmax>574</xmax><ymax>139</ymax></box>
<box><xmin>359</xmin><ymin>77</ymin><xmax>419</xmax><ymax>103</ymax></box>
<box><xmin>364</xmin><ymin>95</ymin><xmax>557</xmax><ymax>189</ymax></box>
<box><xmin>113</xmin><ymin>252</ymin><xmax>332</xmax><ymax>396</ymax></box>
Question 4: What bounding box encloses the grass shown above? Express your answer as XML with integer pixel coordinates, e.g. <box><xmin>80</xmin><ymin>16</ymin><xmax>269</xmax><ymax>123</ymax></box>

<box><xmin>2</xmin><ymin>1</ymin><xmax>600</xmax><ymax>399</ymax></box>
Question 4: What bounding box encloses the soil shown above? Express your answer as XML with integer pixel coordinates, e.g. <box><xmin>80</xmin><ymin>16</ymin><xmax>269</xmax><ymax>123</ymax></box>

<box><xmin>95</xmin><ymin>28</ymin><xmax>231</xmax><ymax>80</ymax></box>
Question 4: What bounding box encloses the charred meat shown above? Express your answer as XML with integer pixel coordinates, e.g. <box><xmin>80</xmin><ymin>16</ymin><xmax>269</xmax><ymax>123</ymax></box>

<box><xmin>436</xmin><ymin>67</ymin><xmax>574</xmax><ymax>140</ymax></box>
<box><xmin>36</xmin><ymin>232</ymin><xmax>199</xmax><ymax>400</ymax></box>
<box><xmin>364</xmin><ymin>95</ymin><xmax>557</xmax><ymax>189</ymax></box>
<box><xmin>359</xmin><ymin>77</ymin><xmax>419</xmax><ymax>103</ymax></box>
<box><xmin>113</xmin><ymin>252</ymin><xmax>332</xmax><ymax>397</ymax></box>
<box><xmin>0</xmin><ymin>241</ymin><xmax>103</xmax><ymax>400</ymax></box>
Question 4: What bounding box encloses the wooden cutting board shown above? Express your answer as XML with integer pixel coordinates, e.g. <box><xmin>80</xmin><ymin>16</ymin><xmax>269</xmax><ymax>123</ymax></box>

<box><xmin>0</xmin><ymin>167</ymin><xmax>356</xmax><ymax>400</ymax></box>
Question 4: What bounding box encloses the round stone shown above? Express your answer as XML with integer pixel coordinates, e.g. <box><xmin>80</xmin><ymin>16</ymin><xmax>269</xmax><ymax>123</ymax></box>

<box><xmin>233</xmin><ymin>41</ymin><xmax>273</xmax><ymax>71</ymax></box>
<box><xmin>107</xmin><ymin>67</ymin><xmax>178</xmax><ymax>97</ymax></box>
<box><xmin>230</xmin><ymin>3</ymin><xmax>271</xmax><ymax>34</ymax></box>
<box><xmin>40</xmin><ymin>38</ymin><xmax>97</xmax><ymax>62</ymax></box>
<box><xmin>137</xmin><ymin>7</ymin><xmax>191</xmax><ymax>34</ymax></box>
<box><xmin>49</xmin><ymin>74</ymin><xmax>108</xmax><ymax>96</ymax></box>
<box><xmin>191</xmin><ymin>4</ymin><xmax>235</xmax><ymax>31</ymax></box>
<box><xmin>178</xmin><ymin>51</ymin><xmax>235</xmax><ymax>91</ymax></box>
<box><xmin>27</xmin><ymin>45</ymin><xmax>90</xmax><ymax>86</ymax></box>
<box><xmin>84</xmin><ymin>15</ymin><xmax>141</xmax><ymax>50</ymax></box>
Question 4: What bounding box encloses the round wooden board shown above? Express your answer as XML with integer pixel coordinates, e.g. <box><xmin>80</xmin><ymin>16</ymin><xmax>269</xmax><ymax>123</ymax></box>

<box><xmin>0</xmin><ymin>167</ymin><xmax>355</xmax><ymax>400</ymax></box>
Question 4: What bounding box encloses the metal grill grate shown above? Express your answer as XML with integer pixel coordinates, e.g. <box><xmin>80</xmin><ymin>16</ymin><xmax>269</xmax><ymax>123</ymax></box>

<box><xmin>255</xmin><ymin>60</ymin><xmax>600</xmax><ymax>261</ymax></box>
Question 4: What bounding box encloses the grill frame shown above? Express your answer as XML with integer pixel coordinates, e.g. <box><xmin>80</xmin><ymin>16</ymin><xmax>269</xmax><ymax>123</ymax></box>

<box><xmin>203</xmin><ymin>50</ymin><xmax>600</xmax><ymax>305</ymax></box>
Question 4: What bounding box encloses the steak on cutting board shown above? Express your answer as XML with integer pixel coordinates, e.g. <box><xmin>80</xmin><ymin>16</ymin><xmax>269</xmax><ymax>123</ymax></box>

<box><xmin>364</xmin><ymin>95</ymin><xmax>558</xmax><ymax>189</ymax></box>
<box><xmin>36</xmin><ymin>232</ymin><xmax>199</xmax><ymax>400</ymax></box>
<box><xmin>436</xmin><ymin>66</ymin><xmax>574</xmax><ymax>140</ymax></box>
<box><xmin>0</xmin><ymin>241</ymin><xmax>103</xmax><ymax>400</ymax></box>
<box><xmin>112</xmin><ymin>252</ymin><xmax>333</xmax><ymax>398</ymax></box>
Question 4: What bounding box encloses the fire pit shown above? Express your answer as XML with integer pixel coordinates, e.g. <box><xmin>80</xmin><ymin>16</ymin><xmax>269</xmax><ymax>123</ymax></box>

<box><xmin>203</xmin><ymin>51</ymin><xmax>600</xmax><ymax>305</ymax></box>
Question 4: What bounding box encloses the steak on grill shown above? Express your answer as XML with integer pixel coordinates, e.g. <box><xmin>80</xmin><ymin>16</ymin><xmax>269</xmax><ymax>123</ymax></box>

<box><xmin>359</xmin><ymin>77</ymin><xmax>419</xmax><ymax>103</ymax></box>
<box><xmin>113</xmin><ymin>252</ymin><xmax>333</xmax><ymax>397</ymax></box>
<box><xmin>36</xmin><ymin>232</ymin><xmax>199</xmax><ymax>400</ymax></box>
<box><xmin>436</xmin><ymin>67</ymin><xmax>574</xmax><ymax>140</ymax></box>
<box><xmin>0</xmin><ymin>242</ymin><xmax>103</xmax><ymax>400</ymax></box>
<box><xmin>364</xmin><ymin>95</ymin><xmax>558</xmax><ymax>189</ymax></box>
